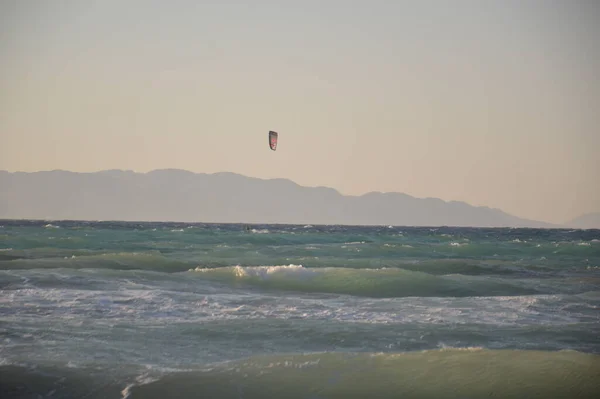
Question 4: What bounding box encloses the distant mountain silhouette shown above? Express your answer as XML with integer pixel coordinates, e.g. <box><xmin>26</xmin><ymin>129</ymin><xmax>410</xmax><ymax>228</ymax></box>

<box><xmin>564</xmin><ymin>213</ymin><xmax>600</xmax><ymax>229</ymax></box>
<box><xmin>0</xmin><ymin>169</ymin><xmax>558</xmax><ymax>227</ymax></box>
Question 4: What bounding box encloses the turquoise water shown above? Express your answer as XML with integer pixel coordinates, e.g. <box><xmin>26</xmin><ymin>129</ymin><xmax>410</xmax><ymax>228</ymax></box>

<box><xmin>1</xmin><ymin>220</ymin><xmax>599</xmax><ymax>398</ymax></box>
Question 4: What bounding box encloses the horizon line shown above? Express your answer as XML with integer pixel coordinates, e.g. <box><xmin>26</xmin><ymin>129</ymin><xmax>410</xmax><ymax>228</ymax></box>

<box><xmin>0</xmin><ymin>217</ymin><xmax>581</xmax><ymax>231</ymax></box>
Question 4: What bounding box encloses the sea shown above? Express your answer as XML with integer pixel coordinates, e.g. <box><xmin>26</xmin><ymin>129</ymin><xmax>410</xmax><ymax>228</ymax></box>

<box><xmin>1</xmin><ymin>219</ymin><xmax>599</xmax><ymax>398</ymax></box>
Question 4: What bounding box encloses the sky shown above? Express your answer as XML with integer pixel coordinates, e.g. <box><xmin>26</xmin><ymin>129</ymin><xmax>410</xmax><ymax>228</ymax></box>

<box><xmin>1</xmin><ymin>0</ymin><xmax>599</xmax><ymax>224</ymax></box>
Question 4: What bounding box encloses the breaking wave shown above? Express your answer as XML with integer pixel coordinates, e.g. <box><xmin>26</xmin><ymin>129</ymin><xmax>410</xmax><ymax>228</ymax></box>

<box><xmin>191</xmin><ymin>264</ymin><xmax>543</xmax><ymax>298</ymax></box>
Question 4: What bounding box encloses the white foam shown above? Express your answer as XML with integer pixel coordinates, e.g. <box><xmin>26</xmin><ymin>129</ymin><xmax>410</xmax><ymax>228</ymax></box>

<box><xmin>232</xmin><ymin>264</ymin><xmax>314</xmax><ymax>280</ymax></box>
<box><xmin>437</xmin><ymin>344</ymin><xmax>484</xmax><ymax>352</ymax></box>
<box><xmin>121</xmin><ymin>384</ymin><xmax>134</xmax><ymax>399</ymax></box>
<box><xmin>264</xmin><ymin>358</ymin><xmax>321</xmax><ymax>369</ymax></box>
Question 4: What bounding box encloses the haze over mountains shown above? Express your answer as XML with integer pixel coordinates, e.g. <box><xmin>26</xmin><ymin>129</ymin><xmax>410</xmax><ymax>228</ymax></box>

<box><xmin>0</xmin><ymin>169</ymin><xmax>597</xmax><ymax>228</ymax></box>
<box><xmin>564</xmin><ymin>213</ymin><xmax>600</xmax><ymax>230</ymax></box>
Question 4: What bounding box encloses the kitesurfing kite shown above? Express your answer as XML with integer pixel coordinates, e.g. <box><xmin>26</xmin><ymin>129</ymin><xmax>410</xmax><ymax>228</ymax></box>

<box><xmin>269</xmin><ymin>131</ymin><xmax>278</xmax><ymax>151</ymax></box>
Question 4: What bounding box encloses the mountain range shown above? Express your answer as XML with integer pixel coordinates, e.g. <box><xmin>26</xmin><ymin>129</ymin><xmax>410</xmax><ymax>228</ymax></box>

<box><xmin>0</xmin><ymin>169</ymin><xmax>597</xmax><ymax>228</ymax></box>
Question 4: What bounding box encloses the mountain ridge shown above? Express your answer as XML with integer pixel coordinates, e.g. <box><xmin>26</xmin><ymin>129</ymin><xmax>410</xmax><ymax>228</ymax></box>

<box><xmin>0</xmin><ymin>168</ymin><xmax>579</xmax><ymax>228</ymax></box>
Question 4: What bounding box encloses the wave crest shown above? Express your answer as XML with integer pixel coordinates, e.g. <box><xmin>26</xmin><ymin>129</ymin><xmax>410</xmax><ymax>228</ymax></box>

<box><xmin>190</xmin><ymin>265</ymin><xmax>540</xmax><ymax>298</ymax></box>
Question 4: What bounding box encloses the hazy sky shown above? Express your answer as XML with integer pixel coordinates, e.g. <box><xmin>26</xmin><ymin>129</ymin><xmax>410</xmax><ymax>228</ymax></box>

<box><xmin>1</xmin><ymin>0</ymin><xmax>599</xmax><ymax>224</ymax></box>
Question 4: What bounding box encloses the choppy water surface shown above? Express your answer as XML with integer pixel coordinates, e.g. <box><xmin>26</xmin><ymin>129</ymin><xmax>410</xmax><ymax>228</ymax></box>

<box><xmin>1</xmin><ymin>220</ymin><xmax>599</xmax><ymax>398</ymax></box>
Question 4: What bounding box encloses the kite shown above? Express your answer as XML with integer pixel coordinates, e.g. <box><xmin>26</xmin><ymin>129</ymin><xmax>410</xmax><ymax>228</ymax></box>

<box><xmin>269</xmin><ymin>131</ymin><xmax>278</xmax><ymax>151</ymax></box>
